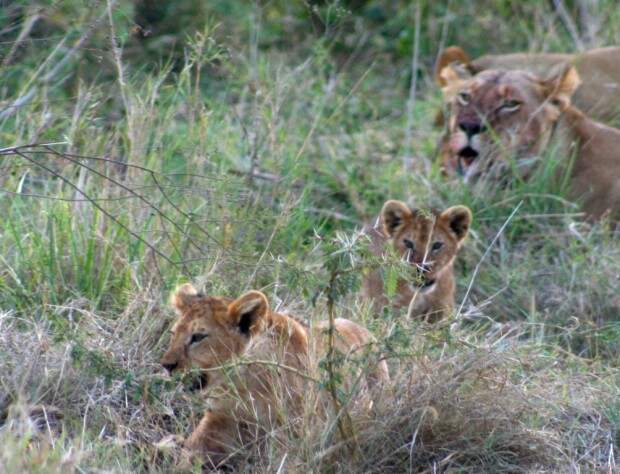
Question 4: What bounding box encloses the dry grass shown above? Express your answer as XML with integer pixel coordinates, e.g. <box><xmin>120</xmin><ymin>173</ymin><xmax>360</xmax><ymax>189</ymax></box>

<box><xmin>1</xmin><ymin>1</ymin><xmax>620</xmax><ymax>472</ymax></box>
<box><xmin>1</xmin><ymin>302</ymin><xmax>618</xmax><ymax>472</ymax></box>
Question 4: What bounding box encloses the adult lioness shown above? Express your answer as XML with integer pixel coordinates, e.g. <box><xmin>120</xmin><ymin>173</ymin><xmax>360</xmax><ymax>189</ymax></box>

<box><xmin>362</xmin><ymin>200</ymin><xmax>472</xmax><ymax>321</ymax></box>
<box><xmin>439</xmin><ymin>63</ymin><xmax>620</xmax><ymax>220</ymax></box>
<box><xmin>435</xmin><ymin>46</ymin><xmax>620</xmax><ymax>123</ymax></box>
<box><xmin>161</xmin><ymin>284</ymin><xmax>388</xmax><ymax>467</ymax></box>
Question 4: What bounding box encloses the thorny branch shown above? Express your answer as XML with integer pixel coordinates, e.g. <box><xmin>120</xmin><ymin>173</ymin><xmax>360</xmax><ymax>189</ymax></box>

<box><xmin>325</xmin><ymin>268</ymin><xmax>359</xmax><ymax>456</ymax></box>
<box><xmin>1</xmin><ymin>144</ymin><xmax>224</xmax><ymax>266</ymax></box>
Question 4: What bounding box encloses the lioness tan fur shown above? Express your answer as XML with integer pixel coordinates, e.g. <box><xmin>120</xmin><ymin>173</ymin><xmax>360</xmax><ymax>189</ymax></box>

<box><xmin>435</xmin><ymin>46</ymin><xmax>620</xmax><ymax>123</ymax></box>
<box><xmin>439</xmin><ymin>62</ymin><xmax>620</xmax><ymax>220</ymax></box>
<box><xmin>362</xmin><ymin>200</ymin><xmax>472</xmax><ymax>321</ymax></box>
<box><xmin>160</xmin><ymin>284</ymin><xmax>388</xmax><ymax>467</ymax></box>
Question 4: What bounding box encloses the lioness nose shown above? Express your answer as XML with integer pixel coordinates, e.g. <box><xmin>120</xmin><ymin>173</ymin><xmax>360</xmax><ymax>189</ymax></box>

<box><xmin>162</xmin><ymin>361</ymin><xmax>178</xmax><ymax>374</ymax></box>
<box><xmin>458</xmin><ymin>121</ymin><xmax>486</xmax><ymax>137</ymax></box>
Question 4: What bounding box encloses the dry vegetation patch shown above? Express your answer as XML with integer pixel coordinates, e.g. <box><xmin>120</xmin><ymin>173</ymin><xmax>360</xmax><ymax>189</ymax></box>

<box><xmin>0</xmin><ymin>1</ymin><xmax>619</xmax><ymax>472</ymax></box>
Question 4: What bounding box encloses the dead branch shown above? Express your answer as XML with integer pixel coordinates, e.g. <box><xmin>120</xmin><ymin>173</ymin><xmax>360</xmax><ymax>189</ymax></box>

<box><xmin>2</xmin><ymin>7</ymin><xmax>41</xmax><ymax>67</ymax></box>
<box><xmin>553</xmin><ymin>0</ymin><xmax>585</xmax><ymax>51</ymax></box>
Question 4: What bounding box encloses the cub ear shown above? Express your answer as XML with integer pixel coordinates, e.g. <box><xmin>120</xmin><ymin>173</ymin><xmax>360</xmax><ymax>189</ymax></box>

<box><xmin>435</xmin><ymin>46</ymin><xmax>473</xmax><ymax>87</ymax></box>
<box><xmin>439</xmin><ymin>205</ymin><xmax>472</xmax><ymax>242</ymax></box>
<box><xmin>227</xmin><ymin>291</ymin><xmax>269</xmax><ymax>337</ymax></box>
<box><xmin>381</xmin><ymin>200</ymin><xmax>412</xmax><ymax>237</ymax></box>
<box><xmin>543</xmin><ymin>64</ymin><xmax>581</xmax><ymax>110</ymax></box>
<box><xmin>171</xmin><ymin>283</ymin><xmax>199</xmax><ymax>312</ymax></box>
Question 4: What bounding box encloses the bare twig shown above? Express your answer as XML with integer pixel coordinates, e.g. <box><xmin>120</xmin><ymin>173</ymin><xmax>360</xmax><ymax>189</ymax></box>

<box><xmin>43</xmin><ymin>5</ymin><xmax>113</xmax><ymax>82</ymax></box>
<box><xmin>303</xmin><ymin>206</ymin><xmax>360</xmax><ymax>224</ymax></box>
<box><xmin>1</xmin><ymin>144</ymin><xmax>237</xmax><ymax>265</ymax></box>
<box><xmin>553</xmin><ymin>0</ymin><xmax>585</xmax><ymax>51</ymax></box>
<box><xmin>325</xmin><ymin>269</ymin><xmax>358</xmax><ymax>456</ymax></box>
<box><xmin>198</xmin><ymin>358</ymin><xmax>319</xmax><ymax>384</ymax></box>
<box><xmin>403</xmin><ymin>1</ymin><xmax>422</xmax><ymax>171</ymax></box>
<box><xmin>41</xmin><ymin>145</ymin><xmax>222</xmax><ymax>251</ymax></box>
<box><xmin>2</xmin><ymin>8</ymin><xmax>41</xmax><ymax>67</ymax></box>
<box><xmin>433</xmin><ymin>0</ymin><xmax>454</xmax><ymax>83</ymax></box>
<box><xmin>247</xmin><ymin>3</ymin><xmax>262</xmax><ymax>187</ymax></box>
<box><xmin>0</xmin><ymin>4</ymin><xmax>112</xmax><ymax>121</ymax></box>
<box><xmin>13</xmin><ymin>149</ymin><xmax>175</xmax><ymax>264</ymax></box>
<box><xmin>577</xmin><ymin>0</ymin><xmax>600</xmax><ymax>48</ymax></box>
<box><xmin>456</xmin><ymin>202</ymin><xmax>523</xmax><ymax>317</ymax></box>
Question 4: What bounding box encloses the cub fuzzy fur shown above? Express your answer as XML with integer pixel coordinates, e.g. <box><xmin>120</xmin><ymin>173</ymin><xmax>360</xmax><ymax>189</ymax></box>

<box><xmin>362</xmin><ymin>200</ymin><xmax>472</xmax><ymax>321</ymax></box>
<box><xmin>160</xmin><ymin>284</ymin><xmax>388</xmax><ymax>467</ymax></box>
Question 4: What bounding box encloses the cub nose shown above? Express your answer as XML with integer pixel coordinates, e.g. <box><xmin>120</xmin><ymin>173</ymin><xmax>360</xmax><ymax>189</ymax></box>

<box><xmin>458</xmin><ymin>121</ymin><xmax>486</xmax><ymax>137</ymax></box>
<box><xmin>162</xmin><ymin>361</ymin><xmax>178</xmax><ymax>374</ymax></box>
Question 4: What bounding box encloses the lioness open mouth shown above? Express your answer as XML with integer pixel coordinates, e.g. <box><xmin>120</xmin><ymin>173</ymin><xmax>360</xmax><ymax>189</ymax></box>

<box><xmin>458</xmin><ymin>146</ymin><xmax>479</xmax><ymax>162</ymax></box>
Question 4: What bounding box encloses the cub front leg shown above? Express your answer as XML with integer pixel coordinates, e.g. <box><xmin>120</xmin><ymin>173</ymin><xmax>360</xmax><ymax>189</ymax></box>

<box><xmin>183</xmin><ymin>410</ymin><xmax>237</xmax><ymax>469</ymax></box>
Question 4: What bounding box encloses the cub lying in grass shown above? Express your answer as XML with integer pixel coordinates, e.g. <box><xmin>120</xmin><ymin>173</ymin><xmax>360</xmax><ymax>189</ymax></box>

<box><xmin>362</xmin><ymin>200</ymin><xmax>472</xmax><ymax>322</ymax></box>
<box><xmin>160</xmin><ymin>284</ymin><xmax>388</xmax><ymax>468</ymax></box>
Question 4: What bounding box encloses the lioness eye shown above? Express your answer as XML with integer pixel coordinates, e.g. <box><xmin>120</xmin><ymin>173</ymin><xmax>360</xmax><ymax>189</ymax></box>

<box><xmin>190</xmin><ymin>333</ymin><xmax>208</xmax><ymax>345</ymax></box>
<box><xmin>457</xmin><ymin>92</ymin><xmax>470</xmax><ymax>105</ymax></box>
<box><xmin>431</xmin><ymin>241</ymin><xmax>443</xmax><ymax>252</ymax></box>
<box><xmin>501</xmin><ymin>100</ymin><xmax>521</xmax><ymax>111</ymax></box>
<box><xmin>403</xmin><ymin>239</ymin><xmax>415</xmax><ymax>251</ymax></box>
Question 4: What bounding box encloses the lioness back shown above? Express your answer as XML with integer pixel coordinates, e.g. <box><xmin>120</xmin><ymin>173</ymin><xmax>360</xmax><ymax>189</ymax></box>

<box><xmin>436</xmin><ymin>46</ymin><xmax>620</xmax><ymax>124</ymax></box>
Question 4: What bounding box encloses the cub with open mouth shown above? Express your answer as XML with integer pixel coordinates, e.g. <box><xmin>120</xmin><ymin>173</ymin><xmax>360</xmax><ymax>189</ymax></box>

<box><xmin>362</xmin><ymin>200</ymin><xmax>472</xmax><ymax>322</ymax></box>
<box><xmin>160</xmin><ymin>284</ymin><xmax>389</xmax><ymax>468</ymax></box>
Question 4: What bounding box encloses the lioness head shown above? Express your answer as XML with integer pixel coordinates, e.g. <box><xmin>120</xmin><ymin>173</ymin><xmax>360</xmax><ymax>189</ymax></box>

<box><xmin>439</xmin><ymin>63</ymin><xmax>581</xmax><ymax>179</ymax></box>
<box><xmin>381</xmin><ymin>200</ymin><xmax>471</xmax><ymax>290</ymax></box>
<box><xmin>160</xmin><ymin>284</ymin><xmax>270</xmax><ymax>389</ymax></box>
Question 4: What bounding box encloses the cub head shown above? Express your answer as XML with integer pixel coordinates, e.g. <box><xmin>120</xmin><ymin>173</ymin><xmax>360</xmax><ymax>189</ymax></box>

<box><xmin>439</xmin><ymin>63</ymin><xmax>581</xmax><ymax>180</ymax></box>
<box><xmin>160</xmin><ymin>284</ymin><xmax>270</xmax><ymax>389</ymax></box>
<box><xmin>381</xmin><ymin>200</ymin><xmax>472</xmax><ymax>289</ymax></box>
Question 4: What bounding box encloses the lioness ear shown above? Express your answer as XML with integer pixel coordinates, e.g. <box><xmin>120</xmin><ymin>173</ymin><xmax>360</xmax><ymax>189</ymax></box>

<box><xmin>227</xmin><ymin>291</ymin><xmax>268</xmax><ymax>337</ymax></box>
<box><xmin>439</xmin><ymin>64</ymin><xmax>473</xmax><ymax>89</ymax></box>
<box><xmin>435</xmin><ymin>46</ymin><xmax>472</xmax><ymax>87</ymax></box>
<box><xmin>381</xmin><ymin>200</ymin><xmax>412</xmax><ymax>237</ymax></box>
<box><xmin>543</xmin><ymin>64</ymin><xmax>581</xmax><ymax>110</ymax></box>
<box><xmin>439</xmin><ymin>63</ymin><xmax>473</xmax><ymax>102</ymax></box>
<box><xmin>439</xmin><ymin>206</ymin><xmax>472</xmax><ymax>242</ymax></box>
<box><xmin>171</xmin><ymin>283</ymin><xmax>199</xmax><ymax>312</ymax></box>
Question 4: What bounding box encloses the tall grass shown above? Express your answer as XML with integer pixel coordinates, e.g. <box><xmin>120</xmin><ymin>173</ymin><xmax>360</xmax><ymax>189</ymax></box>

<box><xmin>0</xmin><ymin>1</ymin><xmax>619</xmax><ymax>472</ymax></box>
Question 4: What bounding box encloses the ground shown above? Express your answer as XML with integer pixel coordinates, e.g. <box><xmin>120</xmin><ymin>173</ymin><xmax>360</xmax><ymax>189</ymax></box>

<box><xmin>0</xmin><ymin>1</ymin><xmax>619</xmax><ymax>472</ymax></box>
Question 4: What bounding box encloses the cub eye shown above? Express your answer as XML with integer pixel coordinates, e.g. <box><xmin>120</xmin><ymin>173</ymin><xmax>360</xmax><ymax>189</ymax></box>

<box><xmin>500</xmin><ymin>100</ymin><xmax>521</xmax><ymax>112</ymax></box>
<box><xmin>431</xmin><ymin>241</ymin><xmax>443</xmax><ymax>252</ymax></box>
<box><xmin>457</xmin><ymin>92</ymin><xmax>471</xmax><ymax>106</ymax></box>
<box><xmin>403</xmin><ymin>239</ymin><xmax>415</xmax><ymax>251</ymax></box>
<box><xmin>190</xmin><ymin>333</ymin><xmax>208</xmax><ymax>345</ymax></box>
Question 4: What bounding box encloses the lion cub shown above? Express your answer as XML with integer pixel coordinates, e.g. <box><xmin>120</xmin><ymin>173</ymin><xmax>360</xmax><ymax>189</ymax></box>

<box><xmin>362</xmin><ymin>200</ymin><xmax>472</xmax><ymax>321</ymax></box>
<box><xmin>160</xmin><ymin>284</ymin><xmax>388</xmax><ymax>467</ymax></box>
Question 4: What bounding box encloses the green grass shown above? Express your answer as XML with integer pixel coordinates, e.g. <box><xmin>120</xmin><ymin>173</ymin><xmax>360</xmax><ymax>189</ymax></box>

<box><xmin>1</xmin><ymin>1</ymin><xmax>619</xmax><ymax>472</ymax></box>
